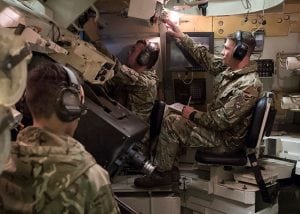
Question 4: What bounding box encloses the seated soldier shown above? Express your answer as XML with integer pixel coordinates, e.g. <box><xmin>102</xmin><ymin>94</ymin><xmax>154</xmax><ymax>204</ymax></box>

<box><xmin>134</xmin><ymin>19</ymin><xmax>263</xmax><ymax>188</ymax></box>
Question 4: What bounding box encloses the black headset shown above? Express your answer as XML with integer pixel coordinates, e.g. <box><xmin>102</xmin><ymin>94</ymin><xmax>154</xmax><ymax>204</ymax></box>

<box><xmin>232</xmin><ymin>31</ymin><xmax>249</xmax><ymax>61</ymax></box>
<box><xmin>136</xmin><ymin>42</ymin><xmax>159</xmax><ymax>67</ymax></box>
<box><xmin>55</xmin><ymin>66</ymin><xmax>87</xmax><ymax>122</ymax></box>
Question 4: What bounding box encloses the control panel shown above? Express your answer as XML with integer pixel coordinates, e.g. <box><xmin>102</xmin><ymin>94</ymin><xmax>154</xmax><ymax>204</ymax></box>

<box><xmin>256</xmin><ymin>59</ymin><xmax>274</xmax><ymax>77</ymax></box>
<box><xmin>174</xmin><ymin>78</ymin><xmax>206</xmax><ymax>105</ymax></box>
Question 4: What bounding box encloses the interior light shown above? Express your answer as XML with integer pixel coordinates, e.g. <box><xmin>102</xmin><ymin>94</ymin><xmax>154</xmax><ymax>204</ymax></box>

<box><xmin>169</xmin><ymin>11</ymin><xmax>180</xmax><ymax>26</ymax></box>
<box><xmin>0</xmin><ymin>7</ymin><xmax>21</xmax><ymax>27</ymax></box>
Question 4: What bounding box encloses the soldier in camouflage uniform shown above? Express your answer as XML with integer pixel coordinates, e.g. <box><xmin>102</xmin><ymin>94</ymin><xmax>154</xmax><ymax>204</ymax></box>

<box><xmin>83</xmin><ymin>18</ymin><xmax>160</xmax><ymax>123</ymax></box>
<box><xmin>84</xmin><ymin>19</ymin><xmax>160</xmax><ymax>156</ymax></box>
<box><xmin>134</xmin><ymin>19</ymin><xmax>263</xmax><ymax>188</ymax></box>
<box><xmin>105</xmin><ymin>41</ymin><xmax>160</xmax><ymax>156</ymax></box>
<box><xmin>0</xmin><ymin>62</ymin><xmax>120</xmax><ymax>213</ymax></box>
<box><xmin>105</xmin><ymin>40</ymin><xmax>160</xmax><ymax>122</ymax></box>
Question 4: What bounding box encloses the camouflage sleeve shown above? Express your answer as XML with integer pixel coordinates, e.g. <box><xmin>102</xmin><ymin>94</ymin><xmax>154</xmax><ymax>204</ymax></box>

<box><xmin>90</xmin><ymin>37</ymin><xmax>151</xmax><ymax>86</ymax></box>
<box><xmin>113</xmin><ymin>65</ymin><xmax>158</xmax><ymax>88</ymax></box>
<box><xmin>192</xmin><ymin>86</ymin><xmax>260</xmax><ymax>130</ymax></box>
<box><xmin>180</xmin><ymin>34</ymin><xmax>225</xmax><ymax>76</ymax></box>
<box><xmin>85</xmin><ymin>165</ymin><xmax>120</xmax><ymax>214</ymax></box>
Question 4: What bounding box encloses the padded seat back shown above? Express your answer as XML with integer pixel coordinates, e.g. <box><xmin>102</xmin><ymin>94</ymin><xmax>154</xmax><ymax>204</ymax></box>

<box><xmin>149</xmin><ymin>100</ymin><xmax>166</xmax><ymax>141</ymax></box>
<box><xmin>246</xmin><ymin>95</ymin><xmax>268</xmax><ymax>148</ymax></box>
<box><xmin>147</xmin><ymin>100</ymin><xmax>166</xmax><ymax>158</ymax></box>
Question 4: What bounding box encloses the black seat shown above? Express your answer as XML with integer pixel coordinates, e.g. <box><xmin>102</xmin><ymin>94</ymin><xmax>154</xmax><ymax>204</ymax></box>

<box><xmin>149</xmin><ymin>100</ymin><xmax>166</xmax><ymax>141</ymax></box>
<box><xmin>195</xmin><ymin>92</ymin><xmax>275</xmax><ymax>165</ymax></box>
<box><xmin>147</xmin><ymin>100</ymin><xmax>166</xmax><ymax>158</ymax></box>
<box><xmin>195</xmin><ymin>92</ymin><xmax>277</xmax><ymax>203</ymax></box>
<box><xmin>195</xmin><ymin>92</ymin><xmax>276</xmax><ymax>164</ymax></box>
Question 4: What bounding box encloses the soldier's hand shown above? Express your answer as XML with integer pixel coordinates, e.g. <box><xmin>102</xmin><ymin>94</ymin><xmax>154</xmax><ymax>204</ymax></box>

<box><xmin>182</xmin><ymin>105</ymin><xmax>195</xmax><ymax>119</ymax></box>
<box><xmin>83</xmin><ymin>17</ymin><xmax>100</xmax><ymax>42</ymax></box>
<box><xmin>163</xmin><ymin>19</ymin><xmax>185</xmax><ymax>39</ymax></box>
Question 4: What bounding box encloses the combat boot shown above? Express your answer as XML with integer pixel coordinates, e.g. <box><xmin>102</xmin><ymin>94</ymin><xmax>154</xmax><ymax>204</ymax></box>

<box><xmin>134</xmin><ymin>168</ymin><xmax>173</xmax><ymax>188</ymax></box>
<box><xmin>134</xmin><ymin>167</ymin><xmax>180</xmax><ymax>188</ymax></box>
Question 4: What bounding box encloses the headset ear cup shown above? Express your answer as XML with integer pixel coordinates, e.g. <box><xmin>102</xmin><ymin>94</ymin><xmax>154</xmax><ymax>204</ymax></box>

<box><xmin>55</xmin><ymin>88</ymin><xmax>83</xmax><ymax>122</ymax></box>
<box><xmin>233</xmin><ymin>31</ymin><xmax>248</xmax><ymax>61</ymax></box>
<box><xmin>55</xmin><ymin>65</ymin><xmax>87</xmax><ymax>122</ymax></box>
<box><xmin>233</xmin><ymin>44</ymin><xmax>248</xmax><ymax>61</ymax></box>
<box><xmin>137</xmin><ymin>50</ymin><xmax>150</xmax><ymax>66</ymax></box>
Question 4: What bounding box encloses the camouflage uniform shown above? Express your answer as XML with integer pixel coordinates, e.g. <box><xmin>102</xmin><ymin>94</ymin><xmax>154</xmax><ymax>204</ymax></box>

<box><xmin>107</xmin><ymin>63</ymin><xmax>159</xmax><ymax>123</ymax></box>
<box><xmin>93</xmin><ymin>39</ymin><xmax>158</xmax><ymax>123</ymax></box>
<box><xmin>0</xmin><ymin>126</ymin><xmax>120</xmax><ymax>214</ymax></box>
<box><xmin>154</xmin><ymin>35</ymin><xmax>263</xmax><ymax>171</ymax></box>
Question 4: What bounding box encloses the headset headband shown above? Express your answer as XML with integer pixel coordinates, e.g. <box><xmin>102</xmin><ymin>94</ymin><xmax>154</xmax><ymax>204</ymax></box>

<box><xmin>62</xmin><ymin>66</ymin><xmax>80</xmax><ymax>90</ymax></box>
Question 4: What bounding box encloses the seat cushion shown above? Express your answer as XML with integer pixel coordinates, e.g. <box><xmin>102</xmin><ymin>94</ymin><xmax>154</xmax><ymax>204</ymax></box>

<box><xmin>195</xmin><ymin>150</ymin><xmax>247</xmax><ymax>166</ymax></box>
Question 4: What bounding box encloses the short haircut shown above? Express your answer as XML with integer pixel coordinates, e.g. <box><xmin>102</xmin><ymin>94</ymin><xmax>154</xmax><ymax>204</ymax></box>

<box><xmin>26</xmin><ymin>62</ymin><xmax>70</xmax><ymax>120</ymax></box>
<box><xmin>136</xmin><ymin>40</ymin><xmax>160</xmax><ymax>69</ymax></box>
<box><xmin>226</xmin><ymin>31</ymin><xmax>256</xmax><ymax>55</ymax></box>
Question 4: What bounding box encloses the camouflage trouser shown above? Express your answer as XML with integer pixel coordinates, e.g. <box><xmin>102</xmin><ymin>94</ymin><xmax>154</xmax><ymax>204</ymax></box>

<box><xmin>154</xmin><ymin>113</ymin><xmax>230</xmax><ymax>171</ymax></box>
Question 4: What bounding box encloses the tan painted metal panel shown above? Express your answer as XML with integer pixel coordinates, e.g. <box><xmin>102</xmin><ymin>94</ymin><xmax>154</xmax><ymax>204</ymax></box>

<box><xmin>213</xmin><ymin>14</ymin><xmax>290</xmax><ymax>38</ymax></box>
<box><xmin>284</xmin><ymin>0</ymin><xmax>300</xmax><ymax>13</ymax></box>
<box><xmin>178</xmin><ymin>15</ymin><xmax>213</xmax><ymax>32</ymax></box>
<box><xmin>289</xmin><ymin>13</ymin><xmax>300</xmax><ymax>32</ymax></box>
<box><xmin>263</xmin><ymin>14</ymin><xmax>290</xmax><ymax>36</ymax></box>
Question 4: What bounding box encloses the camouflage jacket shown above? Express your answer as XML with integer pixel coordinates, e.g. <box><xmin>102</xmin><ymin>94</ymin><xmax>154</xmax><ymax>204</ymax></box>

<box><xmin>179</xmin><ymin>35</ymin><xmax>263</xmax><ymax>149</ymax></box>
<box><xmin>92</xmin><ymin>41</ymin><xmax>158</xmax><ymax>123</ymax></box>
<box><xmin>107</xmin><ymin>63</ymin><xmax>158</xmax><ymax>123</ymax></box>
<box><xmin>0</xmin><ymin>126</ymin><xmax>120</xmax><ymax>214</ymax></box>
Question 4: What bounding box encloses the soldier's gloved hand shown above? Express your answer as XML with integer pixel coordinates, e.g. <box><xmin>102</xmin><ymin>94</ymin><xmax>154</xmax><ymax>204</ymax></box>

<box><xmin>182</xmin><ymin>105</ymin><xmax>196</xmax><ymax>120</ymax></box>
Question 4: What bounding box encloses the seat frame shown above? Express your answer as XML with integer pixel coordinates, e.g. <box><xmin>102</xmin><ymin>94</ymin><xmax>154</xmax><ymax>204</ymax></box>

<box><xmin>195</xmin><ymin>92</ymin><xmax>278</xmax><ymax>204</ymax></box>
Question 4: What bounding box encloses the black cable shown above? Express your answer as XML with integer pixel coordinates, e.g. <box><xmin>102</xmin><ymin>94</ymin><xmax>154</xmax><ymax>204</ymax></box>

<box><xmin>241</xmin><ymin>0</ymin><xmax>251</xmax><ymax>10</ymax></box>
<box><xmin>244</xmin><ymin>10</ymin><xmax>250</xmax><ymax>22</ymax></box>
